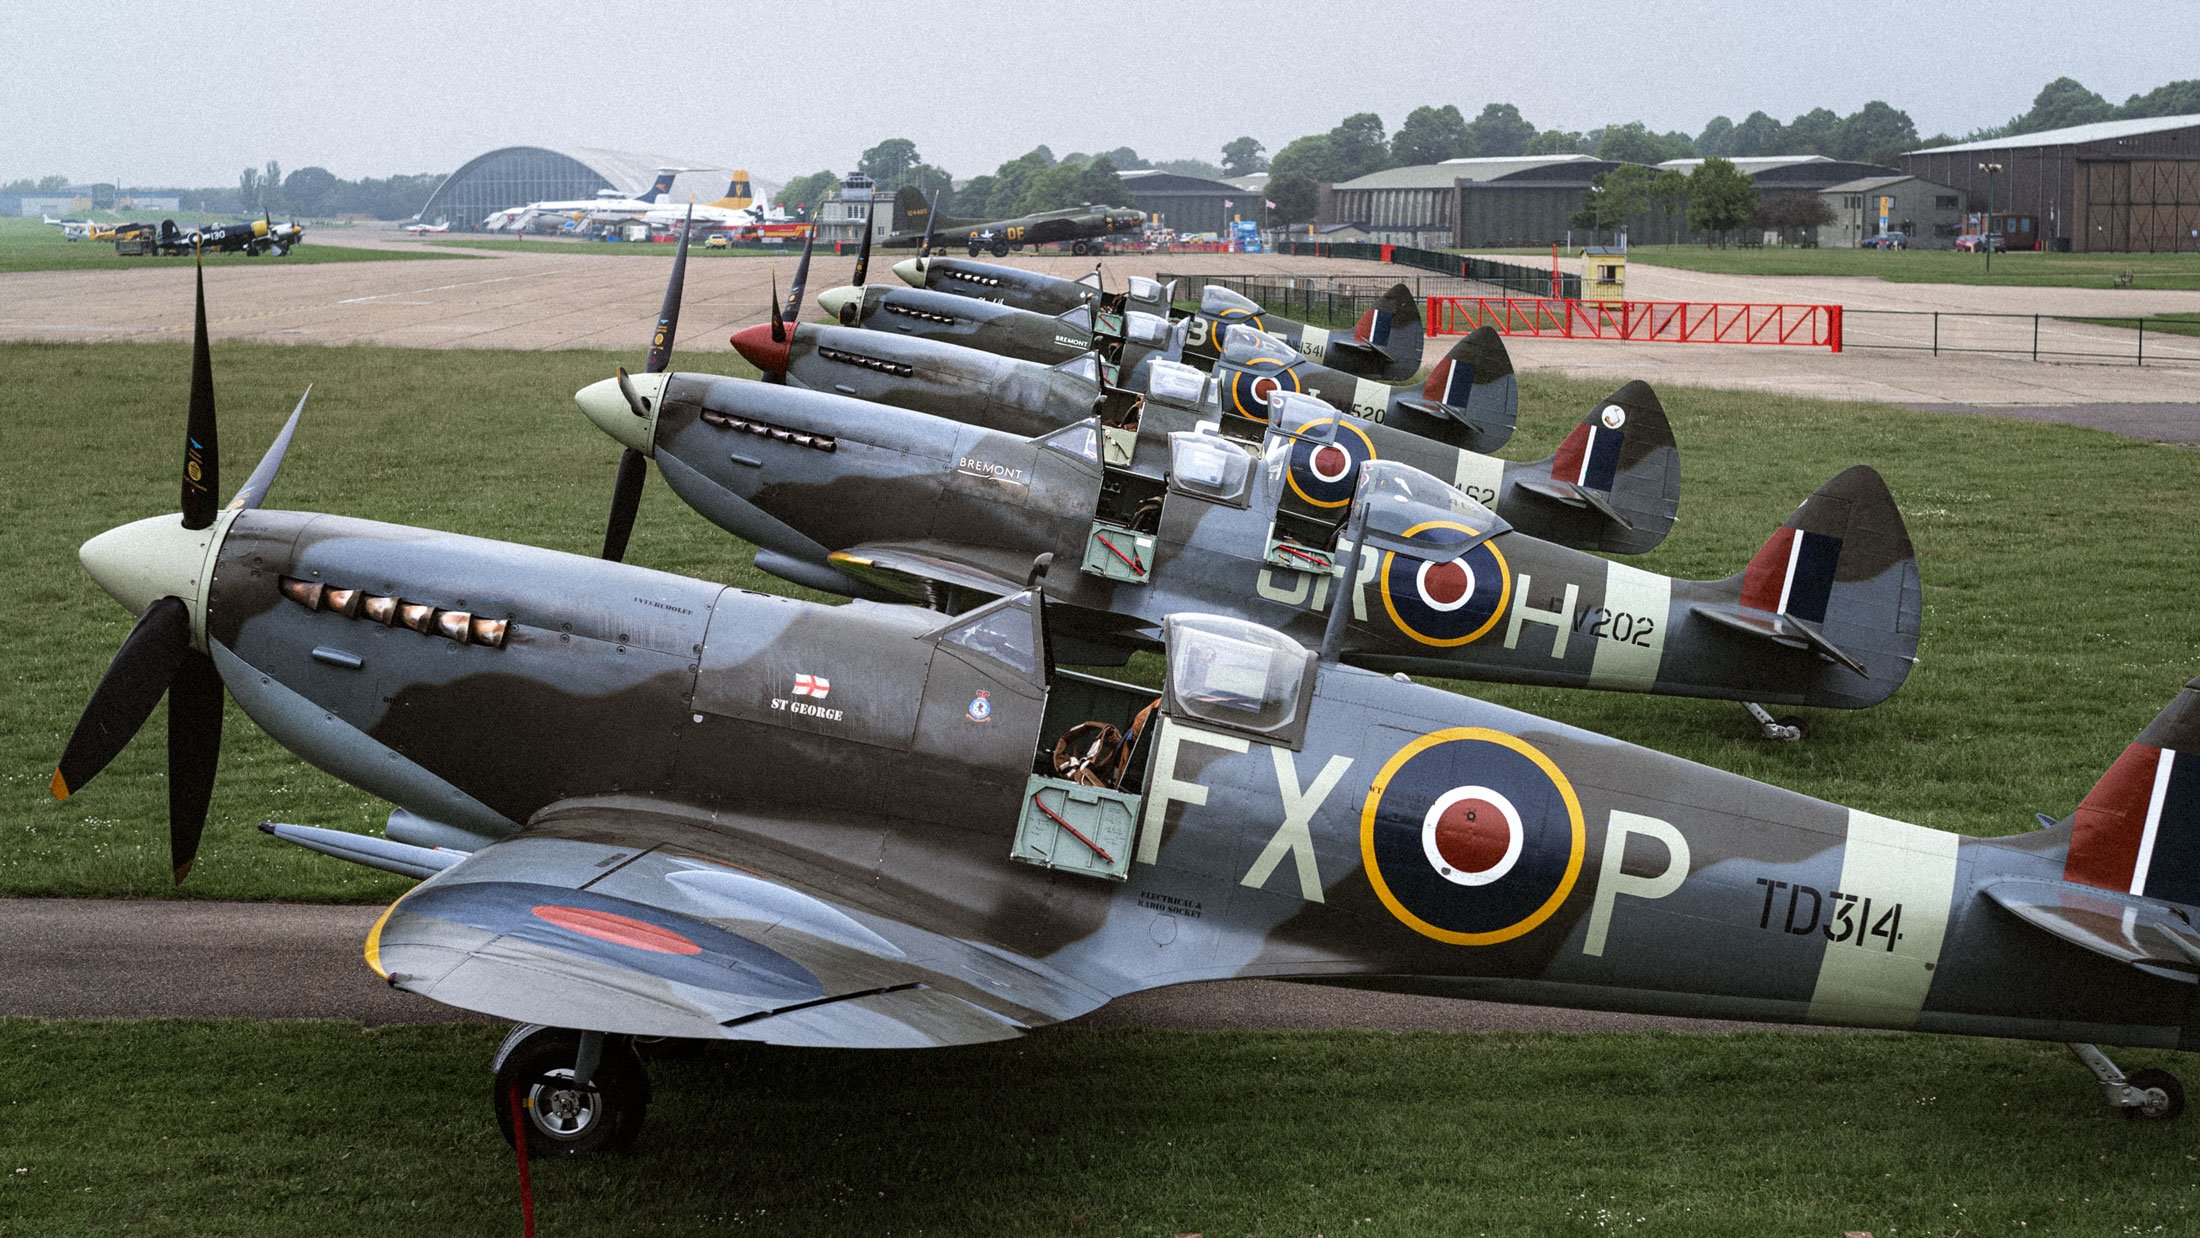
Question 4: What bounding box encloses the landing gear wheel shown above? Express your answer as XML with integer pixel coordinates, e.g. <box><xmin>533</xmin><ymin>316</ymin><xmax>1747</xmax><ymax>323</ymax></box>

<box><xmin>2124</xmin><ymin>1068</ymin><xmax>2186</xmax><ymax>1121</ymax></box>
<box><xmin>1071</xmin><ymin>240</ymin><xmax>1091</xmax><ymax>256</ymax></box>
<box><xmin>1742</xmin><ymin>702</ymin><xmax>1807</xmax><ymax>742</ymax></box>
<box><xmin>1774</xmin><ymin>715</ymin><xmax>1810</xmax><ymax>741</ymax></box>
<box><xmin>493</xmin><ymin>1025</ymin><xmax>651</xmax><ymax>1156</ymax></box>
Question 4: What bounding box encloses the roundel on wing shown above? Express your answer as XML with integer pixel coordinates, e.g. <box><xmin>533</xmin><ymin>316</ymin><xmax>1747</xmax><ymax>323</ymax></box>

<box><xmin>1285</xmin><ymin>418</ymin><xmax>1377</xmax><ymax>509</ymax></box>
<box><xmin>1225</xmin><ymin>360</ymin><xmax>1301</xmax><ymax>421</ymax></box>
<box><xmin>1379</xmin><ymin>521</ymin><xmax>1510</xmax><ymax>647</ymax></box>
<box><xmin>1361</xmin><ymin>728</ymin><xmax>1585</xmax><ymax>944</ymax></box>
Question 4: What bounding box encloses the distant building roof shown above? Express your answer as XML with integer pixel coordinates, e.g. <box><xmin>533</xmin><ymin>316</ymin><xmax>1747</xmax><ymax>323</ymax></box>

<box><xmin>1333</xmin><ymin>154</ymin><xmax>1603</xmax><ymax>191</ymax></box>
<box><xmin>1226</xmin><ymin>173</ymin><xmax>1269</xmax><ymax>191</ymax></box>
<box><xmin>1657</xmin><ymin>155</ymin><xmax>1831</xmax><ymax>174</ymax></box>
<box><xmin>1907</xmin><ymin>113</ymin><xmax>2200</xmax><ymax>155</ymax></box>
<box><xmin>1821</xmin><ymin>175</ymin><xmax>1926</xmax><ymax>194</ymax></box>
<box><xmin>1119</xmin><ymin>171</ymin><xmax>1241</xmax><ymax>196</ymax></box>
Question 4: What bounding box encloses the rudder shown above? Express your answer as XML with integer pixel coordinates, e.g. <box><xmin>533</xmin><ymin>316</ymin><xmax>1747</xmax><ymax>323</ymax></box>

<box><xmin>2066</xmin><ymin>680</ymin><xmax>2200</xmax><ymax>905</ymax></box>
<box><xmin>1514</xmin><ymin>380</ymin><xmax>1679</xmax><ymax>555</ymax></box>
<box><xmin>1358</xmin><ymin>283</ymin><xmax>1425</xmax><ymax>381</ymax></box>
<box><xmin>894</xmin><ymin>186</ymin><xmax>931</xmax><ymax>234</ymax></box>
<box><xmin>1384</xmin><ymin>327</ymin><xmax>1517</xmax><ymax>453</ymax></box>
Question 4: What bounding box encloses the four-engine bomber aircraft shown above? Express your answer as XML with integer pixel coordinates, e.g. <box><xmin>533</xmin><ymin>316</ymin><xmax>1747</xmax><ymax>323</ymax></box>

<box><xmin>882</xmin><ymin>185</ymin><xmax>1145</xmax><ymax>257</ymax></box>
<box><xmin>51</xmin><ymin>258</ymin><xmax>2200</xmax><ymax>1158</ymax></box>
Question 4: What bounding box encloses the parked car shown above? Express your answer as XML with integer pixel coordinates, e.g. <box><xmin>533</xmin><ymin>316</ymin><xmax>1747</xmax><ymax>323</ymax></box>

<box><xmin>704</xmin><ymin>233</ymin><xmax>731</xmax><ymax>249</ymax></box>
<box><xmin>1954</xmin><ymin>233</ymin><xmax>2006</xmax><ymax>252</ymax></box>
<box><xmin>1860</xmin><ymin>232</ymin><xmax>1908</xmax><ymax>250</ymax></box>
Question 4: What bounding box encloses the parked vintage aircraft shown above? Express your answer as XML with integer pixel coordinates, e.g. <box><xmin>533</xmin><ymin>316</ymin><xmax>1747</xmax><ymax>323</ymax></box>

<box><xmin>819</xmin><ymin>279</ymin><xmax>1512</xmax><ymax>450</ymax></box>
<box><xmin>404</xmin><ymin>219</ymin><xmax>451</xmax><ymax>234</ymax></box>
<box><xmin>479</xmin><ymin>170</ymin><xmax>683</xmax><ymax>233</ymax></box>
<box><xmin>43</xmin><ymin>215</ymin><xmax>155</xmax><ymax>243</ymax></box>
<box><xmin>42</xmin><ymin>214</ymin><xmax>94</xmax><ymax>241</ymax></box>
<box><xmin>736</xmin><ymin>234</ymin><xmax>1510</xmax><ymax>459</ymax></box>
<box><xmin>52</xmin><ymin>256</ymin><xmax>2200</xmax><ymax>1157</ymax></box>
<box><xmin>891</xmin><ymin>256</ymin><xmax>1426</xmax><ymax>382</ymax></box>
<box><xmin>726</xmin><ymin>259</ymin><xmax>1648</xmax><ymax>557</ymax></box>
<box><xmin>882</xmin><ymin>185</ymin><xmax>1143</xmax><ymax>257</ymax></box>
<box><xmin>156</xmin><ymin>215</ymin><xmax>305</xmax><ymax>256</ymax></box>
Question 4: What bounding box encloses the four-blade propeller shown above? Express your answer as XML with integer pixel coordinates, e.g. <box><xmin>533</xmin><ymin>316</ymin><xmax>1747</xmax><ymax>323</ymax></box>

<box><xmin>51</xmin><ymin>246</ymin><xmax>310</xmax><ymax>883</ymax></box>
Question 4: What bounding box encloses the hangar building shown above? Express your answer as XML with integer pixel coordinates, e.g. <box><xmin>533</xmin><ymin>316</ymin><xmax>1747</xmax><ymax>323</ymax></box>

<box><xmin>1655</xmin><ymin>155</ymin><xmax>1901</xmax><ymax>192</ymax></box>
<box><xmin>1899</xmin><ymin>114</ymin><xmax>2200</xmax><ymax>252</ymax></box>
<box><xmin>415</xmin><ymin>147</ymin><xmax>739</xmax><ymax>231</ymax></box>
<box><xmin>1320</xmin><ymin>155</ymin><xmax>1623</xmax><ymax>247</ymax></box>
<box><xmin>1120</xmin><ymin>170</ymin><xmax>1245</xmax><ymax>238</ymax></box>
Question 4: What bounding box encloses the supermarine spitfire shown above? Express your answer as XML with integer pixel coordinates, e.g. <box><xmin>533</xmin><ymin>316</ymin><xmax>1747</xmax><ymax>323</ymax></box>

<box><xmin>49</xmin><ymin>251</ymin><xmax>2200</xmax><ymax>1160</ymax></box>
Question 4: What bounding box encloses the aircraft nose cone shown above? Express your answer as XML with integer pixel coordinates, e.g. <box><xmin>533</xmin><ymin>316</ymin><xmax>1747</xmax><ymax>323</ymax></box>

<box><xmin>575</xmin><ymin>374</ymin><xmax>661</xmax><ymax>456</ymax></box>
<box><xmin>80</xmin><ymin>513</ymin><xmax>222</xmax><ymax>619</ymax></box>
<box><xmin>891</xmin><ymin>258</ymin><xmax>925</xmax><ymax>287</ymax></box>
<box><xmin>815</xmin><ymin>285</ymin><xmax>863</xmax><ymax>325</ymax></box>
<box><xmin>729</xmin><ymin>323</ymin><xmax>791</xmax><ymax>375</ymax></box>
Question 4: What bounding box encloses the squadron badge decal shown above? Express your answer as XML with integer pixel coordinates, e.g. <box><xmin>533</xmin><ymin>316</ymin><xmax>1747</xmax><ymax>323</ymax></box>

<box><xmin>1360</xmin><ymin>727</ymin><xmax>1585</xmax><ymax>945</ymax></box>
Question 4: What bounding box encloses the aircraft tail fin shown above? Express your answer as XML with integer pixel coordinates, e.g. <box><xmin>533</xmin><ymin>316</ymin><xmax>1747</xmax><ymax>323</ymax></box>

<box><xmin>640</xmin><ymin>171</ymin><xmax>679</xmax><ymax>204</ymax></box>
<box><xmin>1695</xmin><ymin>465</ymin><xmax>1920</xmax><ymax>707</ymax></box>
<box><xmin>1321</xmin><ymin>283</ymin><xmax>1426</xmax><ymax>381</ymax></box>
<box><xmin>2064</xmin><ymin>679</ymin><xmax>2200</xmax><ymax>904</ymax></box>
<box><xmin>894</xmin><ymin>186</ymin><xmax>932</xmax><ymax>234</ymax></box>
<box><xmin>710</xmin><ymin>169</ymin><xmax>754</xmax><ymax>210</ymax></box>
<box><xmin>1380</xmin><ymin>326</ymin><xmax>1517</xmax><ymax>453</ymax></box>
<box><xmin>1508</xmin><ymin>380</ymin><xmax>1680</xmax><ymax>555</ymax></box>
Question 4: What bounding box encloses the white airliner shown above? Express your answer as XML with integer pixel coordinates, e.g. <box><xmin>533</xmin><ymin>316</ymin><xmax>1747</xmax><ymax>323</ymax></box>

<box><xmin>478</xmin><ymin>170</ymin><xmax>685</xmax><ymax>233</ymax></box>
<box><xmin>641</xmin><ymin>170</ymin><xmax>782</xmax><ymax>227</ymax></box>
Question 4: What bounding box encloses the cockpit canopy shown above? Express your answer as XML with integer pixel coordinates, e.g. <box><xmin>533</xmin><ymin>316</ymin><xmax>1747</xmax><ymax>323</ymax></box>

<box><xmin>1355</xmin><ymin>460</ymin><xmax>1508</xmax><ymax>562</ymax></box>
<box><xmin>1123</xmin><ymin>311</ymin><xmax>1172</xmax><ymax>346</ymax></box>
<box><xmin>1168</xmin><ymin>431</ymin><xmax>1254</xmax><ymax>507</ymax></box>
<box><xmin>1144</xmin><ymin>358</ymin><xmax>1214</xmax><ymax>409</ymax></box>
<box><xmin>1219</xmin><ymin>325</ymin><xmax>1303</xmax><ymax>367</ymax></box>
<box><xmin>1199</xmin><ymin>285</ymin><xmax>1262</xmax><ymax>317</ymax></box>
<box><xmin>1162</xmin><ymin>613</ymin><xmax>1316</xmax><ymax>746</ymax></box>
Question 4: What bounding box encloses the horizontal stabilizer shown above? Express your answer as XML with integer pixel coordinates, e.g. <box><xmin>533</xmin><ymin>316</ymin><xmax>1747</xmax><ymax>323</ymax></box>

<box><xmin>1510</xmin><ymin>478</ymin><xmax>1635</xmax><ymax>529</ymax></box>
<box><xmin>259</xmin><ymin>822</ymin><xmax>463</xmax><ymax>879</ymax></box>
<box><xmin>1689</xmin><ymin>603</ymin><xmax>1868</xmax><ymax>677</ymax></box>
<box><xmin>1982</xmin><ymin>877</ymin><xmax>2200</xmax><ymax>981</ymax></box>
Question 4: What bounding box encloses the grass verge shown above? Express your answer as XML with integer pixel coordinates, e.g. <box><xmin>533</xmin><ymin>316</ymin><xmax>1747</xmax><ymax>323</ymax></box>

<box><xmin>0</xmin><ymin>218</ymin><xmax>468</xmax><ymax>274</ymax></box>
<box><xmin>1455</xmin><ymin>243</ymin><xmax>2200</xmax><ymax>290</ymax></box>
<box><xmin>1</xmin><ymin>1019</ymin><xmax>2195</xmax><ymax>1237</ymax></box>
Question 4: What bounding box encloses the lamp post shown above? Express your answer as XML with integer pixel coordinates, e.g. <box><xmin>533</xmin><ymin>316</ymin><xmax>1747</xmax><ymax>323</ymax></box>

<box><xmin>1978</xmin><ymin>161</ymin><xmax>2003</xmax><ymax>274</ymax></box>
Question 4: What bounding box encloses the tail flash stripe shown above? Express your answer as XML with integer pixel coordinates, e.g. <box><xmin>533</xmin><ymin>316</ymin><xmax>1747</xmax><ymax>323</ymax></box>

<box><xmin>2131</xmin><ymin>750</ymin><xmax>2177</xmax><ymax>894</ymax></box>
<box><xmin>2141</xmin><ymin>752</ymin><xmax>2200</xmax><ymax>904</ymax></box>
<box><xmin>1423</xmin><ymin>359</ymin><xmax>1476</xmax><ymax>405</ymax></box>
<box><xmin>1552</xmin><ymin>425</ymin><xmax>1624</xmax><ymax>491</ymax></box>
<box><xmin>2066</xmin><ymin>743</ymin><xmax>2164</xmax><ymax>892</ymax></box>
<box><xmin>1784</xmin><ymin>531</ymin><xmax>1842</xmax><ymax>624</ymax></box>
<box><xmin>1356</xmin><ymin>308</ymin><xmax>1393</xmax><ymax>348</ymax></box>
<box><xmin>1738</xmin><ymin>527</ymin><xmax>1795</xmax><ymax>612</ymax></box>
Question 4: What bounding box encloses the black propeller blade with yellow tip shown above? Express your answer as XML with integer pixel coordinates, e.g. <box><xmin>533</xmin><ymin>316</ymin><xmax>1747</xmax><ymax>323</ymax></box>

<box><xmin>851</xmin><ymin>204</ymin><xmax>874</xmax><ymax>288</ymax></box>
<box><xmin>600</xmin><ymin>202</ymin><xmax>693</xmax><ymax>562</ymax></box>
<box><xmin>52</xmin><ymin>246</ymin><xmax>310</xmax><ymax>883</ymax></box>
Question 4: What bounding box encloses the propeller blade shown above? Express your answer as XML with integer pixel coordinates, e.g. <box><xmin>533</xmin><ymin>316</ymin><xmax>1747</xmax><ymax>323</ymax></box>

<box><xmin>601</xmin><ymin>447</ymin><xmax>647</xmax><ymax>562</ymax></box>
<box><xmin>853</xmin><ymin>207</ymin><xmax>873</xmax><ymax>286</ymax></box>
<box><xmin>167</xmin><ymin>648</ymin><xmax>223</xmax><ymax>884</ymax></box>
<box><xmin>785</xmin><ymin>226</ymin><xmax>815</xmax><ymax>321</ymax></box>
<box><xmin>51</xmin><ymin>596</ymin><xmax>191</xmax><ymax>802</ymax></box>
<box><xmin>770</xmin><ymin>267</ymin><xmax>785</xmax><ymax>344</ymax></box>
<box><xmin>182</xmin><ymin>247</ymin><xmax>218</xmax><ymax>529</ymax></box>
<box><xmin>919</xmin><ymin>189</ymin><xmax>939</xmax><ymax>257</ymax></box>
<box><xmin>643</xmin><ymin>203</ymin><xmax>695</xmax><ymax>375</ymax></box>
<box><xmin>615</xmin><ymin>366</ymin><xmax>647</xmax><ymax>418</ymax></box>
<box><xmin>225</xmin><ymin>385</ymin><xmax>310</xmax><ymax>513</ymax></box>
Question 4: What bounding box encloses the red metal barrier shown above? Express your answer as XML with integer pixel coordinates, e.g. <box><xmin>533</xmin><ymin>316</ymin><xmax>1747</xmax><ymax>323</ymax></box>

<box><xmin>1427</xmin><ymin>296</ymin><xmax>1843</xmax><ymax>352</ymax></box>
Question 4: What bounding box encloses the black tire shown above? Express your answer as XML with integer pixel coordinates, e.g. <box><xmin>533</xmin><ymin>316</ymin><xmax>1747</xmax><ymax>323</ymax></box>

<box><xmin>968</xmin><ymin>240</ymin><xmax>983</xmax><ymax>257</ymax></box>
<box><xmin>2125</xmin><ymin>1068</ymin><xmax>2186</xmax><ymax>1120</ymax></box>
<box><xmin>493</xmin><ymin>1027</ymin><xmax>650</xmax><ymax>1156</ymax></box>
<box><xmin>1071</xmin><ymin>240</ymin><xmax>1090</xmax><ymax>256</ymax></box>
<box><xmin>1775</xmin><ymin>715</ymin><xmax>1811</xmax><ymax>741</ymax></box>
<box><xmin>991</xmin><ymin>240</ymin><xmax>1009</xmax><ymax>257</ymax></box>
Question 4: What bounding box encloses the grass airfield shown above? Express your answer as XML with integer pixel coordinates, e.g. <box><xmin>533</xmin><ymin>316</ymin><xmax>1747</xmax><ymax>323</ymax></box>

<box><xmin>0</xmin><ymin>216</ymin><xmax>470</xmax><ymax>274</ymax></box>
<box><xmin>6</xmin><ymin>322</ymin><xmax>2200</xmax><ymax>1231</ymax></box>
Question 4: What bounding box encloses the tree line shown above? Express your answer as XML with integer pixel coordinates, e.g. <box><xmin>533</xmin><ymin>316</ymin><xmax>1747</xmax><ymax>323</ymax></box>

<box><xmin>774</xmin><ymin>138</ymin><xmax>1244</xmax><ymax>225</ymax></box>
<box><xmin>3</xmin><ymin>167</ymin><xmax>445</xmax><ymax>220</ymax></box>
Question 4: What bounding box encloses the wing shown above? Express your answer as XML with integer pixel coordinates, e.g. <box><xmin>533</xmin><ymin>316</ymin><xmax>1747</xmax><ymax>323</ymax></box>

<box><xmin>825</xmin><ymin>542</ymin><xmax>1026</xmax><ymax>604</ymax></box>
<box><xmin>367</xmin><ymin>797</ymin><xmax>1110</xmax><ymax>1047</ymax></box>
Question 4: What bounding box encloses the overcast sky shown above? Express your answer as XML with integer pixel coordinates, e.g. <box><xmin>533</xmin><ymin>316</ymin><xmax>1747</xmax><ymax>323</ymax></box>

<box><xmin>5</xmin><ymin>0</ymin><xmax>2195</xmax><ymax>188</ymax></box>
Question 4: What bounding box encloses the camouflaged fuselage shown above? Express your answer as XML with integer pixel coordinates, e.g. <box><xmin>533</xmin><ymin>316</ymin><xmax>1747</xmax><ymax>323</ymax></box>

<box><xmin>190</xmin><ymin>507</ymin><xmax>2190</xmax><ymax>1046</ymax></box>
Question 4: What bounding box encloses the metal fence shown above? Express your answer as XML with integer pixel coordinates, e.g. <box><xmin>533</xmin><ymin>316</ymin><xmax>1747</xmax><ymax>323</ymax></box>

<box><xmin>1429</xmin><ymin>297</ymin><xmax>1843</xmax><ymax>350</ymax></box>
<box><xmin>1841</xmin><ymin>311</ymin><xmax>2200</xmax><ymax>366</ymax></box>
<box><xmin>1268</xmin><ymin>241</ymin><xmax>1580</xmax><ymax>299</ymax></box>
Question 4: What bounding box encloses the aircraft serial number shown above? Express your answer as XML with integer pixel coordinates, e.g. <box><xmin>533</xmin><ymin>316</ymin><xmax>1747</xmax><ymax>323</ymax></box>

<box><xmin>1754</xmin><ymin>878</ymin><xmax>1905</xmax><ymax>951</ymax></box>
<box><xmin>1574</xmin><ymin>606</ymin><xmax>1657</xmax><ymax>648</ymax></box>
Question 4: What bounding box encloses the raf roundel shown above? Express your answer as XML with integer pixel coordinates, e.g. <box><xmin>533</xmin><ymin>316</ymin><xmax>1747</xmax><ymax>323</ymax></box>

<box><xmin>1361</xmin><ymin>728</ymin><xmax>1586</xmax><ymax>945</ymax></box>
<box><xmin>1379</xmin><ymin>521</ymin><xmax>1511</xmax><ymax>647</ymax></box>
<box><xmin>1226</xmin><ymin>360</ymin><xmax>1300</xmax><ymax>421</ymax></box>
<box><xmin>1284</xmin><ymin>418</ymin><xmax>1377</xmax><ymax>509</ymax></box>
